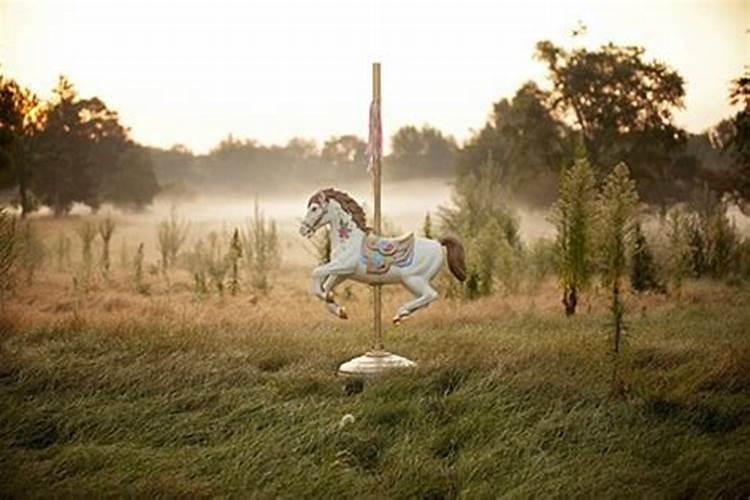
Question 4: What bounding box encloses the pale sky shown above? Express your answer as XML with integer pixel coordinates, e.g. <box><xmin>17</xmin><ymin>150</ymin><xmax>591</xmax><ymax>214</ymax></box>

<box><xmin>1</xmin><ymin>0</ymin><xmax>747</xmax><ymax>153</ymax></box>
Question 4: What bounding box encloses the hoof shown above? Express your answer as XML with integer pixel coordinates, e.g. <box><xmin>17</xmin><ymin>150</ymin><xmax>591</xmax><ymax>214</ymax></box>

<box><xmin>392</xmin><ymin>314</ymin><xmax>408</xmax><ymax>325</ymax></box>
<box><xmin>339</xmin><ymin>308</ymin><xmax>349</xmax><ymax>320</ymax></box>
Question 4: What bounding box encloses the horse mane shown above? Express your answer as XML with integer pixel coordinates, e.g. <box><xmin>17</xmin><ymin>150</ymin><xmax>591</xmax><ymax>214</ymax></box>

<box><xmin>308</xmin><ymin>188</ymin><xmax>369</xmax><ymax>232</ymax></box>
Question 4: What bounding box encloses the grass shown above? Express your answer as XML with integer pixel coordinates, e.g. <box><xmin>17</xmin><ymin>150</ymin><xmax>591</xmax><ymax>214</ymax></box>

<box><xmin>1</xmin><ymin>268</ymin><xmax>749</xmax><ymax>498</ymax></box>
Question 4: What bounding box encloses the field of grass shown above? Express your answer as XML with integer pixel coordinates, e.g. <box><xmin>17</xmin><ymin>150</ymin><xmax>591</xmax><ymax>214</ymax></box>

<box><xmin>1</xmin><ymin>256</ymin><xmax>749</xmax><ymax>498</ymax></box>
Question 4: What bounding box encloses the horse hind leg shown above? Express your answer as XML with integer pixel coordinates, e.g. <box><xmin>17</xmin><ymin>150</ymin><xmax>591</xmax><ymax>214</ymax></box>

<box><xmin>393</xmin><ymin>276</ymin><xmax>439</xmax><ymax>324</ymax></box>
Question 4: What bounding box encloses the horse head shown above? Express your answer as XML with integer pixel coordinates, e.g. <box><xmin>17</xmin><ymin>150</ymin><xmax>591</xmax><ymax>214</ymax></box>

<box><xmin>299</xmin><ymin>188</ymin><xmax>369</xmax><ymax>238</ymax></box>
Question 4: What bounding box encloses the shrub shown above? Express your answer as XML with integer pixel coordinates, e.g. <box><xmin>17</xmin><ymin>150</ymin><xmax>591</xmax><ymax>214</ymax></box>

<box><xmin>687</xmin><ymin>185</ymin><xmax>740</xmax><ymax>279</ymax></box>
<box><xmin>630</xmin><ymin>222</ymin><xmax>662</xmax><ymax>293</ymax></box>
<box><xmin>157</xmin><ymin>207</ymin><xmax>190</xmax><ymax>271</ymax></box>
<box><xmin>205</xmin><ymin>232</ymin><xmax>229</xmax><ymax>295</ymax></box>
<box><xmin>664</xmin><ymin>206</ymin><xmax>692</xmax><ymax>293</ymax></box>
<box><xmin>526</xmin><ymin>238</ymin><xmax>557</xmax><ymax>290</ymax></box>
<box><xmin>185</xmin><ymin>239</ymin><xmax>209</xmax><ymax>295</ymax></box>
<box><xmin>440</xmin><ymin>153</ymin><xmax>520</xmax><ymax>299</ymax></box>
<box><xmin>98</xmin><ymin>215</ymin><xmax>116</xmax><ymax>276</ymax></box>
<box><xmin>241</xmin><ymin>201</ymin><xmax>281</xmax><ymax>293</ymax></box>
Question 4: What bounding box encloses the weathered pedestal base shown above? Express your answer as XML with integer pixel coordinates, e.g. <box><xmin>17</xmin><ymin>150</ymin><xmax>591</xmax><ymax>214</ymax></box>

<box><xmin>338</xmin><ymin>350</ymin><xmax>416</xmax><ymax>376</ymax></box>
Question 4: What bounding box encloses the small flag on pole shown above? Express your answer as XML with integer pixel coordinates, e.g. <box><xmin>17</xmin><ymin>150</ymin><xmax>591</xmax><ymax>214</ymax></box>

<box><xmin>366</xmin><ymin>98</ymin><xmax>382</xmax><ymax>174</ymax></box>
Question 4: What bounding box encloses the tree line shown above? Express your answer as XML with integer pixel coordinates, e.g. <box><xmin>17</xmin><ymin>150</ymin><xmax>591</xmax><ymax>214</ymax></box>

<box><xmin>0</xmin><ymin>75</ymin><xmax>159</xmax><ymax>217</ymax></box>
<box><xmin>2</xmin><ymin>35</ymin><xmax>748</xmax><ymax>214</ymax></box>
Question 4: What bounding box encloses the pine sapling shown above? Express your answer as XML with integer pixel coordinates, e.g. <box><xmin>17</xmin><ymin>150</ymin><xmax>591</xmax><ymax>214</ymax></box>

<box><xmin>550</xmin><ymin>147</ymin><xmax>598</xmax><ymax>316</ymax></box>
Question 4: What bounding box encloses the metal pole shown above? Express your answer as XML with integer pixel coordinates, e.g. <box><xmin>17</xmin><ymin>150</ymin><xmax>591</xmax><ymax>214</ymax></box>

<box><xmin>372</xmin><ymin>62</ymin><xmax>383</xmax><ymax>352</ymax></box>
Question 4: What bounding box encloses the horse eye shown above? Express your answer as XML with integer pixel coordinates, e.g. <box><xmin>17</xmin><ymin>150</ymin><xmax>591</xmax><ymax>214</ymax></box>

<box><xmin>312</xmin><ymin>206</ymin><xmax>318</xmax><ymax>212</ymax></box>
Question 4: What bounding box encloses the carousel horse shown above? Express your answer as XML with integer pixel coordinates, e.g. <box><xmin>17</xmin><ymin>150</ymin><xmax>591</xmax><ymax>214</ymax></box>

<box><xmin>299</xmin><ymin>188</ymin><xmax>466</xmax><ymax>324</ymax></box>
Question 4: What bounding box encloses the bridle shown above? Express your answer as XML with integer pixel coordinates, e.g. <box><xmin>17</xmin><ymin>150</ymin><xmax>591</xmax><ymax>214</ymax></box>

<box><xmin>302</xmin><ymin>202</ymin><xmax>327</xmax><ymax>233</ymax></box>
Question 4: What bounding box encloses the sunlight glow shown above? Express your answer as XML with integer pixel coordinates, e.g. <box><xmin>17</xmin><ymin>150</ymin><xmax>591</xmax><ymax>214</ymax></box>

<box><xmin>1</xmin><ymin>0</ymin><xmax>747</xmax><ymax>152</ymax></box>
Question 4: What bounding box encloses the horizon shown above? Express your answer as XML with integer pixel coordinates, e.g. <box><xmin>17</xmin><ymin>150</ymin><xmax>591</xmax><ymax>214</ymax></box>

<box><xmin>1</xmin><ymin>0</ymin><xmax>747</xmax><ymax>154</ymax></box>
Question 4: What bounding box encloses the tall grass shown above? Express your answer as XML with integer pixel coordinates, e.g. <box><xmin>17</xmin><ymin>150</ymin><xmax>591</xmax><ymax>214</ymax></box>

<box><xmin>0</xmin><ymin>280</ymin><xmax>747</xmax><ymax>498</ymax></box>
<box><xmin>0</xmin><ymin>208</ymin><xmax>19</xmax><ymax>306</ymax></box>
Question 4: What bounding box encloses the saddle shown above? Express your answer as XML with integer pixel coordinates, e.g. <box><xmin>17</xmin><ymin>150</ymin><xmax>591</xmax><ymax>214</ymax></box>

<box><xmin>361</xmin><ymin>232</ymin><xmax>416</xmax><ymax>274</ymax></box>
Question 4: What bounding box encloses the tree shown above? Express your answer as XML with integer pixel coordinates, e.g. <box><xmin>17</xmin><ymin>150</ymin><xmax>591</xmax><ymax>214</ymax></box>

<box><xmin>103</xmin><ymin>147</ymin><xmax>160</xmax><ymax>210</ymax></box>
<box><xmin>460</xmin><ymin>82</ymin><xmax>572</xmax><ymax>206</ymax></box>
<box><xmin>34</xmin><ymin>76</ymin><xmax>136</xmax><ymax>215</ymax></box>
<box><xmin>721</xmin><ymin>72</ymin><xmax>750</xmax><ymax>206</ymax></box>
<box><xmin>550</xmin><ymin>147</ymin><xmax>598</xmax><ymax>315</ymax></box>
<box><xmin>0</xmin><ymin>75</ymin><xmax>45</xmax><ymax>217</ymax></box>
<box><xmin>535</xmin><ymin>41</ymin><xmax>686</xmax><ymax>205</ymax></box>
<box><xmin>597</xmin><ymin>163</ymin><xmax>639</xmax><ymax>355</ymax></box>
<box><xmin>388</xmin><ymin>125</ymin><xmax>458</xmax><ymax>180</ymax></box>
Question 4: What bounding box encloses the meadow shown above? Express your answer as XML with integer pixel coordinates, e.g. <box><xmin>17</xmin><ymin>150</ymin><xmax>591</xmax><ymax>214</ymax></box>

<box><xmin>0</xmin><ymin>209</ymin><xmax>749</xmax><ymax>498</ymax></box>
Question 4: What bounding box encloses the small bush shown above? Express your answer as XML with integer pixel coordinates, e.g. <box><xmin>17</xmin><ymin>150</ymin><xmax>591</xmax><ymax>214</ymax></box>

<box><xmin>241</xmin><ymin>201</ymin><xmax>281</xmax><ymax>293</ymax></box>
<box><xmin>440</xmin><ymin>153</ymin><xmax>520</xmax><ymax>299</ymax></box>
<box><xmin>157</xmin><ymin>207</ymin><xmax>190</xmax><ymax>271</ymax></box>
<box><xmin>630</xmin><ymin>222</ymin><xmax>662</xmax><ymax>293</ymax></box>
<box><xmin>664</xmin><ymin>206</ymin><xmax>692</xmax><ymax>293</ymax></box>
<box><xmin>98</xmin><ymin>215</ymin><xmax>116</xmax><ymax>276</ymax></box>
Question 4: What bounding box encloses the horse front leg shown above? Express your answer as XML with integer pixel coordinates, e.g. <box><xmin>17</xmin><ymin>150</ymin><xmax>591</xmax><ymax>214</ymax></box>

<box><xmin>310</xmin><ymin>260</ymin><xmax>354</xmax><ymax>319</ymax></box>
<box><xmin>322</xmin><ymin>274</ymin><xmax>348</xmax><ymax>319</ymax></box>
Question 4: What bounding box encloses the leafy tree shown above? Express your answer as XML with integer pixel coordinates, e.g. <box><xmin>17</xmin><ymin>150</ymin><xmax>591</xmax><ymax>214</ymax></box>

<box><xmin>597</xmin><ymin>163</ymin><xmax>639</xmax><ymax>354</ymax></box>
<box><xmin>0</xmin><ymin>75</ymin><xmax>45</xmax><ymax>217</ymax></box>
<box><xmin>32</xmin><ymin>76</ymin><xmax>156</xmax><ymax>214</ymax></box>
<box><xmin>387</xmin><ymin>125</ymin><xmax>458</xmax><ymax>180</ymax></box>
<box><xmin>719</xmin><ymin>72</ymin><xmax>750</xmax><ymax>206</ymax></box>
<box><xmin>535</xmin><ymin>41</ymin><xmax>686</xmax><ymax>205</ymax></box>
<box><xmin>322</xmin><ymin>135</ymin><xmax>366</xmax><ymax>166</ymax></box>
<box><xmin>459</xmin><ymin>82</ymin><xmax>572</xmax><ymax>207</ymax></box>
<box><xmin>550</xmin><ymin>148</ymin><xmax>598</xmax><ymax>315</ymax></box>
<box><xmin>33</xmin><ymin>77</ymin><xmax>124</xmax><ymax>214</ymax></box>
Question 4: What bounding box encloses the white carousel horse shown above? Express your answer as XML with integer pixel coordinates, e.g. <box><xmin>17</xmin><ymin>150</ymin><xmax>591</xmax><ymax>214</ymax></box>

<box><xmin>299</xmin><ymin>188</ymin><xmax>466</xmax><ymax>324</ymax></box>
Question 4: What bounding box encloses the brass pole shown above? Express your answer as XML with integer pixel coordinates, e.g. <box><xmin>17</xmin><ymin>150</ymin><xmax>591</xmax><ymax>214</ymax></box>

<box><xmin>372</xmin><ymin>62</ymin><xmax>383</xmax><ymax>352</ymax></box>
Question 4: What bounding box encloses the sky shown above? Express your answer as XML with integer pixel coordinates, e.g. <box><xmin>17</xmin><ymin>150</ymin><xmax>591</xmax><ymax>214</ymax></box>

<box><xmin>1</xmin><ymin>0</ymin><xmax>747</xmax><ymax>153</ymax></box>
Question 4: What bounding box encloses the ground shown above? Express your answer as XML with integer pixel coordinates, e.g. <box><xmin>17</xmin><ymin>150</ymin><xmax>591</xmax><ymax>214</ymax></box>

<box><xmin>1</xmin><ymin>263</ymin><xmax>748</xmax><ymax>498</ymax></box>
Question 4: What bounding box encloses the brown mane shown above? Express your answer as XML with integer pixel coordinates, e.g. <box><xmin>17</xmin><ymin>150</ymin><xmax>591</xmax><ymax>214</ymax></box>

<box><xmin>308</xmin><ymin>188</ymin><xmax>369</xmax><ymax>232</ymax></box>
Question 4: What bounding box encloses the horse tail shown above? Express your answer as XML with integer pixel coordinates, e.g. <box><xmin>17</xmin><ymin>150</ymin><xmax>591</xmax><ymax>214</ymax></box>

<box><xmin>440</xmin><ymin>236</ymin><xmax>466</xmax><ymax>282</ymax></box>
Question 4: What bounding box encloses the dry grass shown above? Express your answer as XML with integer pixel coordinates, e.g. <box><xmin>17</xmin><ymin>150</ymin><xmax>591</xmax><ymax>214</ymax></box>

<box><xmin>0</xmin><ymin>216</ymin><xmax>748</xmax><ymax>497</ymax></box>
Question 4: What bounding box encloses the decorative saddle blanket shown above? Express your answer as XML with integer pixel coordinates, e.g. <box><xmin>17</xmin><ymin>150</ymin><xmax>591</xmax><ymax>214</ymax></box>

<box><xmin>361</xmin><ymin>232</ymin><xmax>416</xmax><ymax>274</ymax></box>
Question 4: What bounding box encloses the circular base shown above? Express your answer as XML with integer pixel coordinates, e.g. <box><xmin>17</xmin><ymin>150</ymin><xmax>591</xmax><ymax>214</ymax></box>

<box><xmin>338</xmin><ymin>350</ymin><xmax>416</xmax><ymax>376</ymax></box>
